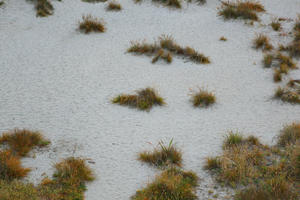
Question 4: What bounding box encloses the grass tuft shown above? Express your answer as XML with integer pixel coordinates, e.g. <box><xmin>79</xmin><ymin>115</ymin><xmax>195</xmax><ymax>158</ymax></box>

<box><xmin>138</xmin><ymin>139</ymin><xmax>182</xmax><ymax>168</ymax></box>
<box><xmin>277</xmin><ymin>123</ymin><xmax>300</xmax><ymax>147</ymax></box>
<box><xmin>79</xmin><ymin>15</ymin><xmax>106</xmax><ymax>33</ymax></box>
<box><xmin>262</xmin><ymin>53</ymin><xmax>273</xmax><ymax>68</ymax></box>
<box><xmin>191</xmin><ymin>89</ymin><xmax>216</xmax><ymax>108</ymax></box>
<box><xmin>253</xmin><ymin>34</ymin><xmax>273</xmax><ymax>51</ymax></box>
<box><xmin>112</xmin><ymin>87</ymin><xmax>165</xmax><ymax>111</ymax></box>
<box><xmin>270</xmin><ymin>20</ymin><xmax>281</xmax><ymax>31</ymax></box>
<box><xmin>131</xmin><ymin>167</ymin><xmax>198</xmax><ymax>200</ymax></box>
<box><xmin>219</xmin><ymin>1</ymin><xmax>265</xmax><ymax>21</ymax></box>
<box><xmin>219</xmin><ymin>36</ymin><xmax>227</xmax><ymax>41</ymax></box>
<box><xmin>274</xmin><ymin>87</ymin><xmax>300</xmax><ymax>104</ymax></box>
<box><xmin>106</xmin><ymin>1</ymin><xmax>122</xmax><ymax>11</ymax></box>
<box><xmin>34</xmin><ymin>0</ymin><xmax>54</xmax><ymax>17</ymax></box>
<box><xmin>82</xmin><ymin>0</ymin><xmax>107</xmax><ymax>2</ymax></box>
<box><xmin>0</xmin><ymin>129</ymin><xmax>50</xmax><ymax>156</ymax></box>
<box><xmin>0</xmin><ymin>180</ymin><xmax>39</xmax><ymax>200</ymax></box>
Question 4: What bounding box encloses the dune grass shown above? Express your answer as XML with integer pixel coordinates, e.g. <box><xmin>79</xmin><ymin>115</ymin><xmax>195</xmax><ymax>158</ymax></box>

<box><xmin>191</xmin><ymin>89</ymin><xmax>216</xmax><ymax>108</ymax></box>
<box><xmin>219</xmin><ymin>1</ymin><xmax>265</xmax><ymax>21</ymax></box>
<box><xmin>128</xmin><ymin>35</ymin><xmax>210</xmax><ymax>64</ymax></box>
<box><xmin>138</xmin><ymin>139</ymin><xmax>182</xmax><ymax>168</ymax></box>
<box><xmin>112</xmin><ymin>87</ymin><xmax>165</xmax><ymax>111</ymax></box>
<box><xmin>131</xmin><ymin>167</ymin><xmax>198</xmax><ymax>200</ymax></box>
<box><xmin>0</xmin><ymin>180</ymin><xmax>39</xmax><ymax>200</ymax></box>
<box><xmin>287</xmin><ymin>18</ymin><xmax>300</xmax><ymax>58</ymax></box>
<box><xmin>34</xmin><ymin>0</ymin><xmax>54</xmax><ymax>17</ymax></box>
<box><xmin>262</xmin><ymin>53</ymin><xmax>273</xmax><ymax>68</ymax></box>
<box><xmin>271</xmin><ymin>20</ymin><xmax>281</xmax><ymax>31</ymax></box>
<box><xmin>274</xmin><ymin>86</ymin><xmax>300</xmax><ymax>104</ymax></box>
<box><xmin>219</xmin><ymin>36</ymin><xmax>227</xmax><ymax>41</ymax></box>
<box><xmin>205</xmin><ymin>125</ymin><xmax>300</xmax><ymax>199</ymax></box>
<box><xmin>79</xmin><ymin>15</ymin><xmax>106</xmax><ymax>33</ymax></box>
<box><xmin>134</xmin><ymin>0</ymin><xmax>206</xmax><ymax>9</ymax></box>
<box><xmin>0</xmin><ymin>129</ymin><xmax>50</xmax><ymax>156</ymax></box>
<box><xmin>82</xmin><ymin>0</ymin><xmax>107</xmax><ymax>2</ymax></box>
<box><xmin>106</xmin><ymin>1</ymin><xmax>122</xmax><ymax>11</ymax></box>
<box><xmin>253</xmin><ymin>34</ymin><xmax>273</xmax><ymax>51</ymax></box>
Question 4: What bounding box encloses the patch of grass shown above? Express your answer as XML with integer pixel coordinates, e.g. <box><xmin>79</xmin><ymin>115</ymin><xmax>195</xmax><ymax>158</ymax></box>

<box><xmin>82</xmin><ymin>0</ymin><xmax>107</xmax><ymax>2</ymax></box>
<box><xmin>191</xmin><ymin>88</ymin><xmax>216</xmax><ymax>108</ymax></box>
<box><xmin>0</xmin><ymin>180</ymin><xmax>39</xmax><ymax>200</ymax></box>
<box><xmin>112</xmin><ymin>87</ymin><xmax>165</xmax><ymax>111</ymax></box>
<box><xmin>274</xmin><ymin>86</ymin><xmax>300</xmax><ymax>104</ymax></box>
<box><xmin>0</xmin><ymin>129</ymin><xmax>50</xmax><ymax>156</ymax></box>
<box><xmin>106</xmin><ymin>1</ymin><xmax>122</xmax><ymax>11</ymax></box>
<box><xmin>273</xmin><ymin>69</ymin><xmax>282</xmax><ymax>82</ymax></box>
<box><xmin>138</xmin><ymin>139</ymin><xmax>182</xmax><ymax>168</ymax></box>
<box><xmin>270</xmin><ymin>20</ymin><xmax>281</xmax><ymax>31</ymax></box>
<box><xmin>219</xmin><ymin>36</ymin><xmax>227</xmax><ymax>41</ymax></box>
<box><xmin>287</xmin><ymin>17</ymin><xmax>300</xmax><ymax>58</ymax></box>
<box><xmin>0</xmin><ymin>150</ymin><xmax>30</xmax><ymax>181</ymax></box>
<box><xmin>128</xmin><ymin>35</ymin><xmax>210</xmax><ymax>64</ymax></box>
<box><xmin>219</xmin><ymin>1</ymin><xmax>265</xmax><ymax>21</ymax></box>
<box><xmin>262</xmin><ymin>53</ymin><xmax>273</xmax><ymax>68</ymax></box>
<box><xmin>135</xmin><ymin>0</ymin><xmax>206</xmax><ymax>9</ymax></box>
<box><xmin>292</xmin><ymin>142</ymin><xmax>300</xmax><ymax>179</ymax></box>
<box><xmin>204</xmin><ymin>157</ymin><xmax>221</xmax><ymax>170</ymax></box>
<box><xmin>35</xmin><ymin>0</ymin><xmax>54</xmax><ymax>17</ymax></box>
<box><xmin>131</xmin><ymin>167</ymin><xmax>198</xmax><ymax>200</ymax></box>
<box><xmin>0</xmin><ymin>1</ymin><xmax>4</xmax><ymax>6</ymax></box>
<box><xmin>253</xmin><ymin>34</ymin><xmax>273</xmax><ymax>51</ymax></box>
<box><xmin>79</xmin><ymin>15</ymin><xmax>106</xmax><ymax>33</ymax></box>
<box><xmin>276</xmin><ymin>53</ymin><xmax>297</xmax><ymax>69</ymax></box>
<box><xmin>277</xmin><ymin>123</ymin><xmax>300</xmax><ymax>147</ymax></box>
<box><xmin>223</xmin><ymin>132</ymin><xmax>244</xmax><ymax>148</ymax></box>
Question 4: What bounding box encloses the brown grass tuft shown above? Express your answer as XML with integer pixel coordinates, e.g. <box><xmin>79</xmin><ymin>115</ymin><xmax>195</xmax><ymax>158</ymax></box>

<box><xmin>277</xmin><ymin>123</ymin><xmax>300</xmax><ymax>147</ymax></box>
<box><xmin>274</xmin><ymin>87</ymin><xmax>300</xmax><ymax>104</ymax></box>
<box><xmin>106</xmin><ymin>1</ymin><xmax>122</xmax><ymax>11</ymax></box>
<box><xmin>138</xmin><ymin>139</ymin><xmax>182</xmax><ymax>168</ymax></box>
<box><xmin>0</xmin><ymin>129</ymin><xmax>50</xmax><ymax>156</ymax></box>
<box><xmin>270</xmin><ymin>20</ymin><xmax>281</xmax><ymax>31</ymax></box>
<box><xmin>35</xmin><ymin>0</ymin><xmax>53</xmax><ymax>17</ymax></box>
<box><xmin>191</xmin><ymin>89</ymin><xmax>216</xmax><ymax>108</ymax></box>
<box><xmin>79</xmin><ymin>15</ymin><xmax>106</xmax><ymax>33</ymax></box>
<box><xmin>253</xmin><ymin>34</ymin><xmax>273</xmax><ymax>51</ymax></box>
<box><xmin>219</xmin><ymin>36</ymin><xmax>227</xmax><ymax>41</ymax></box>
<box><xmin>112</xmin><ymin>87</ymin><xmax>165</xmax><ymax>111</ymax></box>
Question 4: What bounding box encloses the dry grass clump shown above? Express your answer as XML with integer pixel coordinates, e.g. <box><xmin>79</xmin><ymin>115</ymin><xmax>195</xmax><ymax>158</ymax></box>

<box><xmin>274</xmin><ymin>86</ymin><xmax>300</xmax><ymax>104</ymax></box>
<box><xmin>286</xmin><ymin>17</ymin><xmax>300</xmax><ymax>58</ymax></box>
<box><xmin>205</xmin><ymin>123</ymin><xmax>300</xmax><ymax>199</ymax></box>
<box><xmin>138</xmin><ymin>139</ymin><xmax>182</xmax><ymax>168</ymax></box>
<box><xmin>219</xmin><ymin>36</ymin><xmax>227</xmax><ymax>41</ymax></box>
<box><xmin>273</xmin><ymin>69</ymin><xmax>282</xmax><ymax>82</ymax></box>
<box><xmin>34</xmin><ymin>0</ymin><xmax>54</xmax><ymax>17</ymax></box>
<box><xmin>131</xmin><ymin>167</ymin><xmax>198</xmax><ymax>200</ymax></box>
<box><xmin>253</xmin><ymin>34</ymin><xmax>273</xmax><ymax>51</ymax></box>
<box><xmin>82</xmin><ymin>0</ymin><xmax>107</xmax><ymax>2</ymax></box>
<box><xmin>263</xmin><ymin>53</ymin><xmax>273</xmax><ymax>68</ymax></box>
<box><xmin>0</xmin><ymin>180</ymin><xmax>39</xmax><ymax>200</ymax></box>
<box><xmin>277</xmin><ymin>123</ymin><xmax>300</xmax><ymax>147</ymax></box>
<box><xmin>106</xmin><ymin>1</ymin><xmax>122</xmax><ymax>11</ymax></box>
<box><xmin>39</xmin><ymin>157</ymin><xmax>95</xmax><ymax>200</ymax></box>
<box><xmin>79</xmin><ymin>15</ymin><xmax>106</xmax><ymax>34</ymax></box>
<box><xmin>128</xmin><ymin>35</ymin><xmax>210</xmax><ymax>64</ymax></box>
<box><xmin>0</xmin><ymin>129</ymin><xmax>50</xmax><ymax>156</ymax></box>
<box><xmin>218</xmin><ymin>1</ymin><xmax>265</xmax><ymax>21</ymax></box>
<box><xmin>134</xmin><ymin>0</ymin><xmax>206</xmax><ymax>9</ymax></box>
<box><xmin>270</xmin><ymin>20</ymin><xmax>281</xmax><ymax>31</ymax></box>
<box><xmin>0</xmin><ymin>150</ymin><xmax>30</xmax><ymax>180</ymax></box>
<box><xmin>112</xmin><ymin>87</ymin><xmax>165</xmax><ymax>111</ymax></box>
<box><xmin>191</xmin><ymin>89</ymin><xmax>216</xmax><ymax>108</ymax></box>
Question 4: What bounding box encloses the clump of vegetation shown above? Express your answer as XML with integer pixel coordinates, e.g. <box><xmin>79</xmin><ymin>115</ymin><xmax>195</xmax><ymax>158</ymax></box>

<box><xmin>219</xmin><ymin>36</ymin><xmax>227</xmax><ymax>41</ymax></box>
<box><xmin>0</xmin><ymin>129</ymin><xmax>50</xmax><ymax>156</ymax></box>
<box><xmin>0</xmin><ymin>180</ymin><xmax>39</xmax><ymax>200</ymax></box>
<box><xmin>131</xmin><ymin>167</ymin><xmax>198</xmax><ymax>200</ymax></box>
<box><xmin>270</xmin><ymin>20</ymin><xmax>281</xmax><ymax>31</ymax></box>
<box><xmin>79</xmin><ymin>15</ymin><xmax>106</xmax><ymax>33</ymax></box>
<box><xmin>112</xmin><ymin>87</ymin><xmax>165</xmax><ymax>111</ymax></box>
<box><xmin>134</xmin><ymin>0</ymin><xmax>206</xmax><ymax>9</ymax></box>
<box><xmin>138</xmin><ymin>139</ymin><xmax>182</xmax><ymax>168</ymax></box>
<box><xmin>82</xmin><ymin>0</ymin><xmax>107</xmax><ymax>2</ymax></box>
<box><xmin>0</xmin><ymin>150</ymin><xmax>30</xmax><ymax>180</ymax></box>
<box><xmin>274</xmin><ymin>86</ymin><xmax>300</xmax><ymax>104</ymax></box>
<box><xmin>106</xmin><ymin>1</ymin><xmax>122</xmax><ymax>11</ymax></box>
<box><xmin>253</xmin><ymin>34</ymin><xmax>273</xmax><ymax>51</ymax></box>
<box><xmin>277</xmin><ymin>123</ymin><xmax>300</xmax><ymax>147</ymax></box>
<box><xmin>205</xmin><ymin>124</ymin><xmax>300</xmax><ymax>199</ymax></box>
<box><xmin>286</xmin><ymin>17</ymin><xmax>300</xmax><ymax>58</ymax></box>
<box><xmin>218</xmin><ymin>1</ymin><xmax>265</xmax><ymax>21</ymax></box>
<box><xmin>33</xmin><ymin>0</ymin><xmax>54</xmax><ymax>17</ymax></box>
<box><xmin>191</xmin><ymin>88</ymin><xmax>216</xmax><ymax>108</ymax></box>
<box><xmin>273</xmin><ymin>69</ymin><xmax>282</xmax><ymax>82</ymax></box>
<box><xmin>0</xmin><ymin>1</ymin><xmax>4</xmax><ymax>6</ymax></box>
<box><xmin>128</xmin><ymin>35</ymin><xmax>210</xmax><ymax>64</ymax></box>
<box><xmin>263</xmin><ymin>53</ymin><xmax>273</xmax><ymax>68</ymax></box>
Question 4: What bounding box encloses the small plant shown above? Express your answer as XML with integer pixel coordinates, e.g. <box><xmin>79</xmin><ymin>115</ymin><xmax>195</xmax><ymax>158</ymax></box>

<box><xmin>0</xmin><ymin>1</ymin><xmax>4</xmax><ymax>6</ymax></box>
<box><xmin>191</xmin><ymin>88</ymin><xmax>216</xmax><ymax>108</ymax></box>
<box><xmin>82</xmin><ymin>0</ymin><xmax>107</xmax><ymax>2</ymax></box>
<box><xmin>273</xmin><ymin>69</ymin><xmax>282</xmax><ymax>82</ymax></box>
<box><xmin>106</xmin><ymin>1</ymin><xmax>122</xmax><ymax>11</ymax></box>
<box><xmin>204</xmin><ymin>157</ymin><xmax>221</xmax><ymax>170</ymax></box>
<box><xmin>112</xmin><ymin>87</ymin><xmax>165</xmax><ymax>111</ymax></box>
<box><xmin>277</xmin><ymin>123</ymin><xmax>300</xmax><ymax>147</ymax></box>
<box><xmin>223</xmin><ymin>132</ymin><xmax>244</xmax><ymax>148</ymax></box>
<box><xmin>35</xmin><ymin>0</ymin><xmax>54</xmax><ymax>17</ymax></box>
<box><xmin>0</xmin><ymin>180</ymin><xmax>39</xmax><ymax>200</ymax></box>
<box><xmin>219</xmin><ymin>36</ymin><xmax>227</xmax><ymax>41</ymax></box>
<box><xmin>79</xmin><ymin>15</ymin><xmax>106</xmax><ymax>33</ymax></box>
<box><xmin>138</xmin><ymin>139</ymin><xmax>182</xmax><ymax>168</ymax></box>
<box><xmin>128</xmin><ymin>35</ymin><xmax>210</xmax><ymax>64</ymax></box>
<box><xmin>274</xmin><ymin>87</ymin><xmax>300</xmax><ymax>104</ymax></box>
<box><xmin>0</xmin><ymin>129</ymin><xmax>50</xmax><ymax>156</ymax></box>
<box><xmin>270</xmin><ymin>20</ymin><xmax>281</xmax><ymax>31</ymax></box>
<box><xmin>134</xmin><ymin>0</ymin><xmax>206</xmax><ymax>9</ymax></box>
<box><xmin>287</xmin><ymin>17</ymin><xmax>300</xmax><ymax>58</ymax></box>
<box><xmin>0</xmin><ymin>150</ymin><xmax>30</xmax><ymax>180</ymax></box>
<box><xmin>253</xmin><ymin>34</ymin><xmax>273</xmax><ymax>51</ymax></box>
<box><xmin>263</xmin><ymin>53</ymin><xmax>273</xmax><ymax>68</ymax></box>
<box><xmin>218</xmin><ymin>1</ymin><xmax>265</xmax><ymax>21</ymax></box>
<box><xmin>131</xmin><ymin>167</ymin><xmax>198</xmax><ymax>200</ymax></box>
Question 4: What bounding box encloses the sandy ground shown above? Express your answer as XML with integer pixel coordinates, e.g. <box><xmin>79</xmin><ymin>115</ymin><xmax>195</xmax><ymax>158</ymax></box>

<box><xmin>0</xmin><ymin>0</ymin><xmax>300</xmax><ymax>199</ymax></box>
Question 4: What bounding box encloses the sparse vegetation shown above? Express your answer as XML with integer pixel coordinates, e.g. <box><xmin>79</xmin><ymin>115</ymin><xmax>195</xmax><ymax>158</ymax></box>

<box><xmin>0</xmin><ymin>1</ymin><xmax>4</xmax><ymax>6</ymax></box>
<box><xmin>205</xmin><ymin>124</ymin><xmax>300</xmax><ymax>199</ymax></box>
<box><xmin>253</xmin><ymin>34</ymin><xmax>273</xmax><ymax>51</ymax></box>
<box><xmin>191</xmin><ymin>88</ymin><xmax>216</xmax><ymax>108</ymax></box>
<box><xmin>271</xmin><ymin>20</ymin><xmax>281</xmax><ymax>31</ymax></box>
<box><xmin>82</xmin><ymin>0</ymin><xmax>107</xmax><ymax>2</ymax></box>
<box><xmin>263</xmin><ymin>53</ymin><xmax>273</xmax><ymax>68</ymax></box>
<box><xmin>106</xmin><ymin>1</ymin><xmax>122</xmax><ymax>11</ymax></box>
<box><xmin>131</xmin><ymin>167</ymin><xmax>198</xmax><ymax>200</ymax></box>
<box><xmin>273</xmin><ymin>69</ymin><xmax>282</xmax><ymax>82</ymax></box>
<box><xmin>0</xmin><ymin>180</ymin><xmax>39</xmax><ymax>200</ymax></box>
<box><xmin>219</xmin><ymin>1</ymin><xmax>265</xmax><ymax>21</ymax></box>
<box><xmin>138</xmin><ymin>139</ymin><xmax>182</xmax><ymax>168</ymax></box>
<box><xmin>112</xmin><ymin>87</ymin><xmax>165</xmax><ymax>111</ymax></box>
<box><xmin>274</xmin><ymin>86</ymin><xmax>300</xmax><ymax>104</ymax></box>
<box><xmin>128</xmin><ymin>35</ymin><xmax>210</xmax><ymax>64</ymax></box>
<box><xmin>219</xmin><ymin>36</ymin><xmax>227</xmax><ymax>41</ymax></box>
<box><xmin>79</xmin><ymin>15</ymin><xmax>106</xmax><ymax>33</ymax></box>
<box><xmin>287</xmin><ymin>18</ymin><xmax>300</xmax><ymax>58</ymax></box>
<box><xmin>0</xmin><ymin>129</ymin><xmax>50</xmax><ymax>156</ymax></box>
<box><xmin>34</xmin><ymin>0</ymin><xmax>54</xmax><ymax>17</ymax></box>
<box><xmin>134</xmin><ymin>0</ymin><xmax>206</xmax><ymax>9</ymax></box>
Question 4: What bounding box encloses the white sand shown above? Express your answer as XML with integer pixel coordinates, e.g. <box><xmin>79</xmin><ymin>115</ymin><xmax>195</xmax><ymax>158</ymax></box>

<box><xmin>0</xmin><ymin>0</ymin><xmax>300</xmax><ymax>199</ymax></box>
